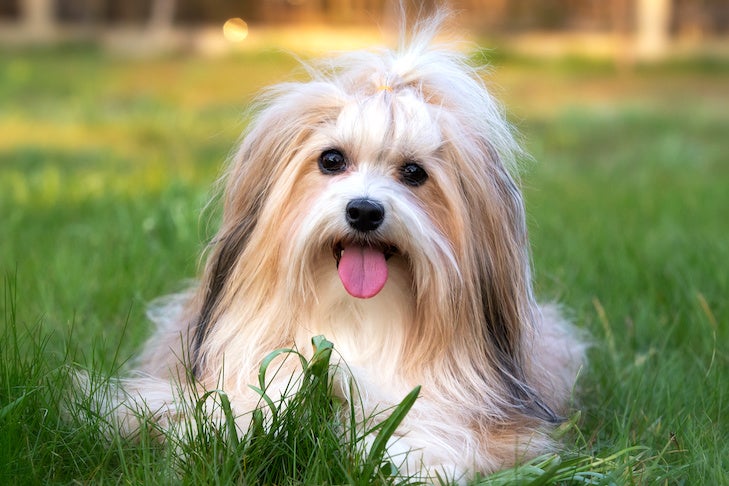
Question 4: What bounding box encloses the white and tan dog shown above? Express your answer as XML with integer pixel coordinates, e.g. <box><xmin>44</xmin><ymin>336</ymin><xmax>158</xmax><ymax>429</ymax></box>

<box><xmin>100</xmin><ymin>14</ymin><xmax>585</xmax><ymax>482</ymax></box>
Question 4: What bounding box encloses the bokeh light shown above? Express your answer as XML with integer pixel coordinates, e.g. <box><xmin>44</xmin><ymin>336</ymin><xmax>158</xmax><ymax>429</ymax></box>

<box><xmin>223</xmin><ymin>18</ymin><xmax>248</xmax><ymax>43</ymax></box>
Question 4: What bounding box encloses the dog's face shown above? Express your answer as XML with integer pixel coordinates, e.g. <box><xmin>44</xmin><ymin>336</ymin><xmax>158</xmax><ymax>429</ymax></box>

<box><xmin>229</xmin><ymin>75</ymin><xmax>522</xmax><ymax>301</ymax></box>
<box><xmin>277</xmin><ymin>88</ymin><xmax>462</xmax><ymax>304</ymax></box>
<box><xmin>191</xmin><ymin>47</ymin><xmax>558</xmax><ymax>422</ymax></box>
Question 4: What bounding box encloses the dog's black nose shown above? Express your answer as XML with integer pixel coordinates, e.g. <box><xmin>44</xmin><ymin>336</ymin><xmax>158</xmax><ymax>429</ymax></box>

<box><xmin>346</xmin><ymin>198</ymin><xmax>385</xmax><ymax>232</ymax></box>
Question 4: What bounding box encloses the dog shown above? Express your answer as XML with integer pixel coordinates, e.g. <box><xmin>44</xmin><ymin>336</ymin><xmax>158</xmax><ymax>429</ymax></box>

<box><xmin>94</xmin><ymin>14</ymin><xmax>585</xmax><ymax>482</ymax></box>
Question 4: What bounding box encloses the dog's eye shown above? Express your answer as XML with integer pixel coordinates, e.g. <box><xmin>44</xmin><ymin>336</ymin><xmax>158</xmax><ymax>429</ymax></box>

<box><xmin>400</xmin><ymin>162</ymin><xmax>428</xmax><ymax>186</ymax></box>
<box><xmin>319</xmin><ymin>149</ymin><xmax>347</xmax><ymax>175</ymax></box>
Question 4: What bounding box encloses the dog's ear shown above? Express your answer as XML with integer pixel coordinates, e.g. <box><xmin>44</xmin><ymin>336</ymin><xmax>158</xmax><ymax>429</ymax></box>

<box><xmin>189</xmin><ymin>144</ymin><xmax>270</xmax><ymax>372</ymax></box>
<box><xmin>189</xmin><ymin>82</ymin><xmax>344</xmax><ymax>373</ymax></box>
<box><xmin>476</xmin><ymin>182</ymin><xmax>560</xmax><ymax>423</ymax></box>
<box><xmin>190</xmin><ymin>203</ymin><xmax>261</xmax><ymax>372</ymax></box>
<box><xmin>445</xmin><ymin>132</ymin><xmax>560</xmax><ymax>423</ymax></box>
<box><xmin>475</xmin><ymin>153</ymin><xmax>561</xmax><ymax>424</ymax></box>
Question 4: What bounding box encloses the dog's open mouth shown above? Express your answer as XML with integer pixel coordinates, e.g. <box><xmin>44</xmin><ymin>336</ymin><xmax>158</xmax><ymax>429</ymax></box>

<box><xmin>333</xmin><ymin>242</ymin><xmax>396</xmax><ymax>299</ymax></box>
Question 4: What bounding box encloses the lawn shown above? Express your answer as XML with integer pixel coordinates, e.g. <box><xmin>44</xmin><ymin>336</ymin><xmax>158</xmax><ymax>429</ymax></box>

<box><xmin>1</xmin><ymin>42</ymin><xmax>728</xmax><ymax>484</ymax></box>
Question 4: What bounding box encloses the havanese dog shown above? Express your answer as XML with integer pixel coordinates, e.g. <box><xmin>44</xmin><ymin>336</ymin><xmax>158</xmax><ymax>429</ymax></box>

<box><xmin>87</xmin><ymin>13</ymin><xmax>585</xmax><ymax>483</ymax></box>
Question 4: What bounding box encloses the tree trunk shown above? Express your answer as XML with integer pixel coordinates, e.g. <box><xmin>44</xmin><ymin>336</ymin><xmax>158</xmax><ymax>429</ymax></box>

<box><xmin>20</xmin><ymin>0</ymin><xmax>55</xmax><ymax>41</ymax></box>
<box><xmin>635</xmin><ymin>0</ymin><xmax>672</xmax><ymax>60</ymax></box>
<box><xmin>149</xmin><ymin>0</ymin><xmax>176</xmax><ymax>35</ymax></box>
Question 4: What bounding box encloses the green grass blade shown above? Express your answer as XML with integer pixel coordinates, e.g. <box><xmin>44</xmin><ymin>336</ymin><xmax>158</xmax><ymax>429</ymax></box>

<box><xmin>362</xmin><ymin>385</ymin><xmax>421</xmax><ymax>480</ymax></box>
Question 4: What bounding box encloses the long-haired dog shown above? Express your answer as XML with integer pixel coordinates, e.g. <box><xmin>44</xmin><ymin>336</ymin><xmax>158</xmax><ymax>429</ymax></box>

<box><xmin>93</xmin><ymin>15</ymin><xmax>585</xmax><ymax>482</ymax></box>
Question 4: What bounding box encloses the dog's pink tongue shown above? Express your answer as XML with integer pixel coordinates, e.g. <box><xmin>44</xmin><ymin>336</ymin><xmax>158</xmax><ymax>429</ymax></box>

<box><xmin>337</xmin><ymin>244</ymin><xmax>388</xmax><ymax>299</ymax></box>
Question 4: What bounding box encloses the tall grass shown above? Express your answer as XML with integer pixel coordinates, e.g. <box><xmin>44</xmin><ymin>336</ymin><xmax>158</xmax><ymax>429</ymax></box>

<box><xmin>1</xmin><ymin>46</ymin><xmax>727</xmax><ymax>483</ymax></box>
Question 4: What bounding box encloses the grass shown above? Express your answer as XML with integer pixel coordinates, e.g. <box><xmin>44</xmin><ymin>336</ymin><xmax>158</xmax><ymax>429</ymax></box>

<box><xmin>1</xmin><ymin>44</ymin><xmax>728</xmax><ymax>484</ymax></box>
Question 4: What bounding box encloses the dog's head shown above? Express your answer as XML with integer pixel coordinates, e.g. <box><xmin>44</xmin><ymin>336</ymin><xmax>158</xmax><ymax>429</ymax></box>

<box><xmin>191</xmin><ymin>25</ymin><xmax>557</xmax><ymax>422</ymax></box>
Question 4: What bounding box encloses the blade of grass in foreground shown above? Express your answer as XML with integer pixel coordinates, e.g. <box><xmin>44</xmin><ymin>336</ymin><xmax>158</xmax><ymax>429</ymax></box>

<box><xmin>164</xmin><ymin>335</ymin><xmax>421</xmax><ymax>484</ymax></box>
<box><xmin>471</xmin><ymin>446</ymin><xmax>652</xmax><ymax>485</ymax></box>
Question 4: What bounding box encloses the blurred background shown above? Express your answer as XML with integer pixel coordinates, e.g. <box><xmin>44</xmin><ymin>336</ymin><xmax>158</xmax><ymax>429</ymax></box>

<box><xmin>2</xmin><ymin>0</ymin><xmax>729</xmax><ymax>60</ymax></box>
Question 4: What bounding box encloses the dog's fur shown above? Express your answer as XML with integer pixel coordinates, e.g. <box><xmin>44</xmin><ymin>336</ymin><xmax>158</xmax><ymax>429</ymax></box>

<box><xmin>97</xmin><ymin>15</ymin><xmax>585</xmax><ymax>482</ymax></box>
